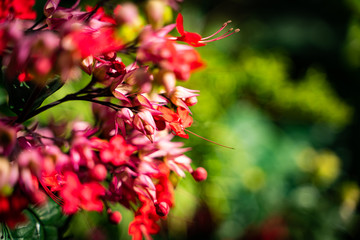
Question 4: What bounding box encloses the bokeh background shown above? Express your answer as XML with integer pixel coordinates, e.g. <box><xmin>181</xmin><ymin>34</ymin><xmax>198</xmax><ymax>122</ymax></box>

<box><xmin>2</xmin><ymin>0</ymin><xmax>360</xmax><ymax>239</ymax></box>
<box><xmin>172</xmin><ymin>0</ymin><xmax>360</xmax><ymax>239</ymax></box>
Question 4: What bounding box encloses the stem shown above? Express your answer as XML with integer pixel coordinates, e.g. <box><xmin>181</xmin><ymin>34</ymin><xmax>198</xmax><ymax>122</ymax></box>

<box><xmin>26</xmin><ymin>15</ymin><xmax>46</xmax><ymax>32</ymax></box>
<box><xmin>20</xmin><ymin>93</ymin><xmax>121</xmax><ymax>123</ymax></box>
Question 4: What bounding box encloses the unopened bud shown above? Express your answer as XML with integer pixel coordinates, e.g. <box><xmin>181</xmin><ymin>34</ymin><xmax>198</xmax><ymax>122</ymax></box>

<box><xmin>185</xmin><ymin>96</ymin><xmax>198</xmax><ymax>106</ymax></box>
<box><xmin>144</xmin><ymin>124</ymin><xmax>155</xmax><ymax>135</ymax></box>
<box><xmin>146</xmin><ymin>0</ymin><xmax>166</xmax><ymax>29</ymax></box>
<box><xmin>90</xmin><ymin>164</ymin><xmax>107</xmax><ymax>181</ymax></box>
<box><xmin>80</xmin><ymin>56</ymin><xmax>94</xmax><ymax>75</ymax></box>
<box><xmin>192</xmin><ymin>167</ymin><xmax>207</xmax><ymax>182</ymax></box>
<box><xmin>108</xmin><ymin>210</ymin><xmax>122</xmax><ymax>224</ymax></box>
<box><xmin>159</xmin><ymin>71</ymin><xmax>176</xmax><ymax>93</ymax></box>
<box><xmin>114</xmin><ymin>3</ymin><xmax>139</xmax><ymax>26</ymax></box>
<box><xmin>155</xmin><ymin>201</ymin><xmax>169</xmax><ymax>217</ymax></box>
<box><xmin>117</xmin><ymin>108</ymin><xmax>134</xmax><ymax>121</ymax></box>
<box><xmin>34</xmin><ymin>57</ymin><xmax>52</xmax><ymax>76</ymax></box>
<box><xmin>103</xmin><ymin>52</ymin><xmax>117</xmax><ymax>61</ymax></box>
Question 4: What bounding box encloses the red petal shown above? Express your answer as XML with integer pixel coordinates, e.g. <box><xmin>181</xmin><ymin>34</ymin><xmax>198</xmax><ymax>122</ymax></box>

<box><xmin>178</xmin><ymin>107</ymin><xmax>193</xmax><ymax>128</ymax></box>
<box><xmin>176</xmin><ymin>13</ymin><xmax>185</xmax><ymax>35</ymax></box>
<box><xmin>158</xmin><ymin>106</ymin><xmax>179</xmax><ymax>123</ymax></box>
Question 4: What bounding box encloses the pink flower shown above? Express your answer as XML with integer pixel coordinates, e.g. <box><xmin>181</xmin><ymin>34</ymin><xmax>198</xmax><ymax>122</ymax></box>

<box><xmin>70</xmin><ymin>135</ymin><xmax>98</xmax><ymax>170</ymax></box>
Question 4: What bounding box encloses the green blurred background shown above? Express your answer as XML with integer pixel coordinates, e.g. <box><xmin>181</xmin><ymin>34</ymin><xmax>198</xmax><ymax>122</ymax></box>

<box><xmin>166</xmin><ymin>0</ymin><xmax>360</xmax><ymax>239</ymax></box>
<box><xmin>3</xmin><ymin>0</ymin><xmax>360</xmax><ymax>239</ymax></box>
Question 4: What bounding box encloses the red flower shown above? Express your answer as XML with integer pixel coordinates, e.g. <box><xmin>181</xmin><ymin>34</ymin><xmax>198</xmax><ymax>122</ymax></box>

<box><xmin>85</xmin><ymin>6</ymin><xmax>117</xmax><ymax>25</ymax></box>
<box><xmin>175</xmin><ymin>13</ymin><xmax>205</xmax><ymax>47</ymax></box>
<box><xmin>0</xmin><ymin>0</ymin><xmax>36</xmax><ymax>22</ymax></box>
<box><xmin>67</xmin><ymin>27</ymin><xmax>123</xmax><ymax>58</ymax></box>
<box><xmin>60</xmin><ymin>172</ymin><xmax>105</xmax><ymax>214</ymax></box>
<box><xmin>128</xmin><ymin>196</ymin><xmax>161</xmax><ymax>240</ymax></box>
<box><xmin>174</xmin><ymin>13</ymin><xmax>239</xmax><ymax>47</ymax></box>
<box><xmin>99</xmin><ymin>135</ymin><xmax>137</xmax><ymax>166</ymax></box>
<box><xmin>157</xmin><ymin>106</ymin><xmax>193</xmax><ymax>139</ymax></box>
<box><xmin>0</xmin><ymin>191</ymin><xmax>29</xmax><ymax>228</ymax></box>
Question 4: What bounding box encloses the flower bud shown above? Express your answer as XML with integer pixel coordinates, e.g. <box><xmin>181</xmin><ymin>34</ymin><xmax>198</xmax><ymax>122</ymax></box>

<box><xmin>155</xmin><ymin>201</ymin><xmax>169</xmax><ymax>217</ymax></box>
<box><xmin>185</xmin><ymin>96</ymin><xmax>198</xmax><ymax>106</ymax></box>
<box><xmin>192</xmin><ymin>167</ymin><xmax>207</xmax><ymax>182</ymax></box>
<box><xmin>159</xmin><ymin>71</ymin><xmax>176</xmax><ymax>93</ymax></box>
<box><xmin>144</xmin><ymin>124</ymin><xmax>155</xmax><ymax>136</ymax></box>
<box><xmin>114</xmin><ymin>3</ymin><xmax>139</xmax><ymax>26</ymax></box>
<box><xmin>146</xmin><ymin>0</ymin><xmax>166</xmax><ymax>29</ymax></box>
<box><xmin>80</xmin><ymin>56</ymin><xmax>94</xmax><ymax>75</ymax></box>
<box><xmin>90</xmin><ymin>164</ymin><xmax>107</xmax><ymax>181</ymax></box>
<box><xmin>108</xmin><ymin>210</ymin><xmax>122</xmax><ymax>224</ymax></box>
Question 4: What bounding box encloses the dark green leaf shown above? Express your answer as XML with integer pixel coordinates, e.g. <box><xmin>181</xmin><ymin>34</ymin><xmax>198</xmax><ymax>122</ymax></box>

<box><xmin>0</xmin><ymin>223</ymin><xmax>13</xmax><ymax>240</ymax></box>
<box><xmin>9</xmin><ymin>200</ymin><xmax>68</xmax><ymax>240</ymax></box>
<box><xmin>1</xmin><ymin>70</ymin><xmax>63</xmax><ymax>116</ymax></box>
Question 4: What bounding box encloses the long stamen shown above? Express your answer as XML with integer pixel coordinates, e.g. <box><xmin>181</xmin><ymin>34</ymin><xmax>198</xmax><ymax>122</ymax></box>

<box><xmin>201</xmin><ymin>20</ymin><xmax>232</xmax><ymax>40</ymax></box>
<box><xmin>201</xmin><ymin>28</ymin><xmax>240</xmax><ymax>43</ymax></box>
<box><xmin>39</xmin><ymin>178</ymin><xmax>64</xmax><ymax>205</ymax></box>
<box><xmin>185</xmin><ymin>129</ymin><xmax>234</xmax><ymax>149</ymax></box>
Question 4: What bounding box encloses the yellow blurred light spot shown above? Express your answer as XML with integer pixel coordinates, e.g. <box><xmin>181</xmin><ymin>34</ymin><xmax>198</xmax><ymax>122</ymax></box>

<box><xmin>242</xmin><ymin>167</ymin><xmax>266</xmax><ymax>192</ymax></box>
<box><xmin>314</xmin><ymin>150</ymin><xmax>340</xmax><ymax>184</ymax></box>
<box><xmin>340</xmin><ymin>182</ymin><xmax>360</xmax><ymax>220</ymax></box>
<box><xmin>296</xmin><ymin>147</ymin><xmax>317</xmax><ymax>172</ymax></box>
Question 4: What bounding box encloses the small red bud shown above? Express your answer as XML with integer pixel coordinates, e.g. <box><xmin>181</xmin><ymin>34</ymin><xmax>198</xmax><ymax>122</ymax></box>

<box><xmin>155</xmin><ymin>201</ymin><xmax>169</xmax><ymax>217</ymax></box>
<box><xmin>108</xmin><ymin>210</ymin><xmax>122</xmax><ymax>224</ymax></box>
<box><xmin>90</xmin><ymin>164</ymin><xmax>107</xmax><ymax>181</ymax></box>
<box><xmin>192</xmin><ymin>167</ymin><xmax>207</xmax><ymax>182</ymax></box>
<box><xmin>185</xmin><ymin>96</ymin><xmax>198</xmax><ymax>106</ymax></box>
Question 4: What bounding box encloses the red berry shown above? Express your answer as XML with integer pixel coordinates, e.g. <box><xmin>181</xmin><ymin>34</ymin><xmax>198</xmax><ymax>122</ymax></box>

<box><xmin>108</xmin><ymin>210</ymin><xmax>122</xmax><ymax>224</ymax></box>
<box><xmin>192</xmin><ymin>167</ymin><xmax>207</xmax><ymax>182</ymax></box>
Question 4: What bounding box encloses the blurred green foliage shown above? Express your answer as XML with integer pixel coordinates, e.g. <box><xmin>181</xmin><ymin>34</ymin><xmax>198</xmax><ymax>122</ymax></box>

<box><xmin>185</xmin><ymin>49</ymin><xmax>352</xmax><ymax>128</ymax></box>
<box><xmin>165</xmin><ymin>46</ymin><xmax>357</xmax><ymax>239</ymax></box>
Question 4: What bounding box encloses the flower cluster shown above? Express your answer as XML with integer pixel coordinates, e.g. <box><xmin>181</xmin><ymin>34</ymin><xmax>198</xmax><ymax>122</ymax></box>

<box><xmin>0</xmin><ymin>0</ymin><xmax>236</xmax><ymax>239</ymax></box>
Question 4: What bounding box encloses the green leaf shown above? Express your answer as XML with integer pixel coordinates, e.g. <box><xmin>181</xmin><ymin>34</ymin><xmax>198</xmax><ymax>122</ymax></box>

<box><xmin>9</xmin><ymin>200</ymin><xmax>68</xmax><ymax>240</ymax></box>
<box><xmin>1</xmin><ymin>223</ymin><xmax>13</xmax><ymax>240</ymax></box>
<box><xmin>1</xmin><ymin>70</ymin><xmax>63</xmax><ymax>116</ymax></box>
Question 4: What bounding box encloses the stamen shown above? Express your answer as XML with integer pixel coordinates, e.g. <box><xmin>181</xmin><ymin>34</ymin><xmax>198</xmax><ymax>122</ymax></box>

<box><xmin>201</xmin><ymin>20</ymin><xmax>232</xmax><ymax>40</ymax></box>
<box><xmin>201</xmin><ymin>28</ymin><xmax>240</xmax><ymax>43</ymax></box>
<box><xmin>185</xmin><ymin>129</ymin><xmax>234</xmax><ymax>149</ymax></box>
<box><xmin>39</xmin><ymin>179</ymin><xmax>64</xmax><ymax>205</ymax></box>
